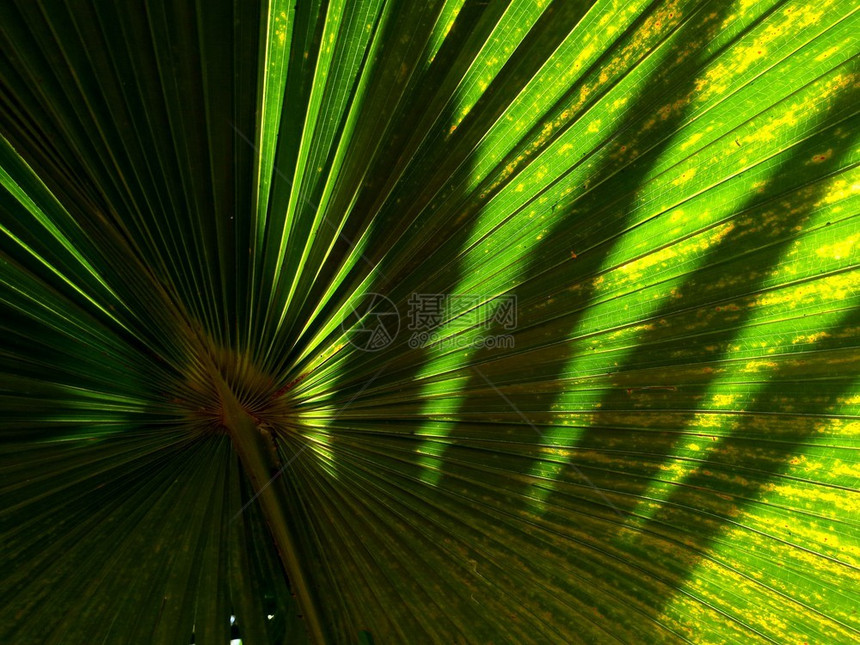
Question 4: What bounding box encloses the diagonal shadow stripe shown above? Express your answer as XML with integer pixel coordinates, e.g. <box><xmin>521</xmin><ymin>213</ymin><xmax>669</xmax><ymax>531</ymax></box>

<box><xmin>634</xmin><ymin>306</ymin><xmax>860</xmax><ymax>637</ymax></box>
<box><xmin>530</xmin><ymin>73</ymin><xmax>859</xmax><ymax>630</ymax></box>
<box><xmin>429</xmin><ymin>0</ymin><xmax>739</xmax><ymax>496</ymax></box>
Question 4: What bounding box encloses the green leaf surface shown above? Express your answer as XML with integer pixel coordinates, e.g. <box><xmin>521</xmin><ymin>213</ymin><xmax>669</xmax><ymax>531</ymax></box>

<box><xmin>2</xmin><ymin>0</ymin><xmax>858</xmax><ymax>643</ymax></box>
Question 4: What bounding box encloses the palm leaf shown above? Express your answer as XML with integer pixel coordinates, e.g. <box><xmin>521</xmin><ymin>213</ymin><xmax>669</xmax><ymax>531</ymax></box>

<box><xmin>2</xmin><ymin>0</ymin><xmax>858</xmax><ymax>643</ymax></box>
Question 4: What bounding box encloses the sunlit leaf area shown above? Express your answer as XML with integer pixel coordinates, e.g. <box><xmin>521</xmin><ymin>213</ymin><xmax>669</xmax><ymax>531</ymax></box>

<box><xmin>1</xmin><ymin>0</ymin><xmax>859</xmax><ymax>643</ymax></box>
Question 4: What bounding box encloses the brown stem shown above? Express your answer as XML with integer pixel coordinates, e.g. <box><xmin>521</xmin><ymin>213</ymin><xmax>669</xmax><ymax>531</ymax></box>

<box><xmin>211</xmin><ymin>368</ymin><xmax>327</xmax><ymax>644</ymax></box>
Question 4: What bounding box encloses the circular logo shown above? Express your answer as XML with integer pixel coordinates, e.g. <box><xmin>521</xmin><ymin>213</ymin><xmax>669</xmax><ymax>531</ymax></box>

<box><xmin>342</xmin><ymin>292</ymin><xmax>400</xmax><ymax>351</ymax></box>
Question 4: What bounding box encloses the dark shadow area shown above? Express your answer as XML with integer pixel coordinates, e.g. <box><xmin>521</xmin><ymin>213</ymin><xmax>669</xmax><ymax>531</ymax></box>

<box><xmin>0</xmin><ymin>2</ymin><xmax>313</xmax><ymax>643</ymax></box>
